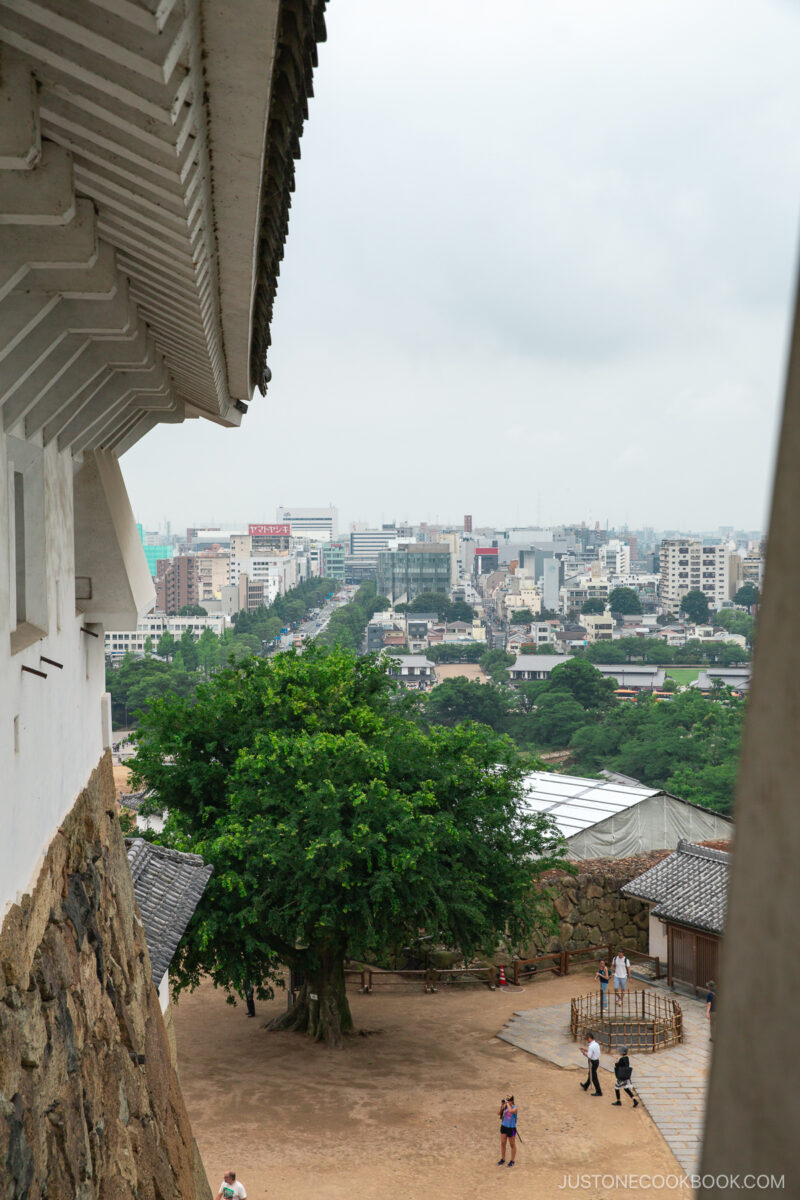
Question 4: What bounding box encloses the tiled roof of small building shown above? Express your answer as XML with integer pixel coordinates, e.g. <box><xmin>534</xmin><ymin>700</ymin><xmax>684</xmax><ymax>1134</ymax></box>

<box><xmin>126</xmin><ymin>839</ymin><xmax>213</xmax><ymax>988</ymax></box>
<box><xmin>621</xmin><ymin>838</ymin><xmax>729</xmax><ymax>935</ymax></box>
<box><xmin>118</xmin><ymin>790</ymin><xmax>149</xmax><ymax>812</ymax></box>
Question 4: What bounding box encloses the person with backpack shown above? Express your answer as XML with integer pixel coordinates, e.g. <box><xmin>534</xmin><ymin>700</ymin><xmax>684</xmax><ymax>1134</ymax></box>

<box><xmin>612</xmin><ymin>1046</ymin><xmax>639</xmax><ymax>1108</ymax></box>
<box><xmin>613</xmin><ymin>948</ymin><xmax>630</xmax><ymax>1006</ymax></box>
<box><xmin>497</xmin><ymin>1094</ymin><xmax>518</xmax><ymax>1167</ymax></box>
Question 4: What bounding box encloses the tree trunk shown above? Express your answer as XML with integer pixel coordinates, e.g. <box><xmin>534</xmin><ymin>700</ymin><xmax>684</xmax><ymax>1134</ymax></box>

<box><xmin>267</xmin><ymin>950</ymin><xmax>354</xmax><ymax>1048</ymax></box>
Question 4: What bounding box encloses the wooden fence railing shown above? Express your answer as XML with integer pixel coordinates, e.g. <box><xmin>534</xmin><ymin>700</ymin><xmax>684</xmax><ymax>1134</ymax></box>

<box><xmin>564</xmin><ymin>945</ymin><xmax>612</xmax><ymax>974</ymax></box>
<box><xmin>512</xmin><ymin>951</ymin><xmax>564</xmax><ymax>983</ymax></box>
<box><xmin>346</xmin><ymin>943</ymin><xmax>660</xmax><ymax>994</ymax></box>
<box><xmin>626</xmin><ymin>948</ymin><xmax>666</xmax><ymax>979</ymax></box>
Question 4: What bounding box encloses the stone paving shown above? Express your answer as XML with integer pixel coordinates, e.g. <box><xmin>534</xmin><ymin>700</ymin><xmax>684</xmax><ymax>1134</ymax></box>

<box><xmin>497</xmin><ymin>984</ymin><xmax>711</xmax><ymax>1177</ymax></box>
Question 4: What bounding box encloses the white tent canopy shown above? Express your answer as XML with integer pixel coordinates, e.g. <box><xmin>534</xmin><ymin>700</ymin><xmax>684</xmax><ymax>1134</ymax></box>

<box><xmin>520</xmin><ymin>772</ymin><xmax>733</xmax><ymax>860</ymax></box>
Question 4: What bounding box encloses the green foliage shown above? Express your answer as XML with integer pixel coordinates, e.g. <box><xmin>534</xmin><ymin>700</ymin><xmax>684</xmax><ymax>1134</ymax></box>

<box><xmin>714</xmin><ymin>609</ymin><xmax>755</xmax><ymax>645</ymax></box>
<box><xmin>569</xmin><ymin>689</ymin><xmax>743</xmax><ymax>813</ymax></box>
<box><xmin>179</xmin><ymin>627</ymin><xmax>198</xmax><ymax>672</ymax></box>
<box><xmin>178</xmin><ymin>604</ymin><xmax>208</xmax><ymax>616</ymax></box>
<box><xmin>232</xmin><ymin>577</ymin><xmax>338</xmax><ymax>644</ymax></box>
<box><xmin>318</xmin><ymin>581</ymin><xmax>390</xmax><ymax>652</ymax></box>
<box><xmin>478</xmin><ymin>648</ymin><xmax>516</xmax><ymax>682</ymax></box>
<box><xmin>425</xmin><ymin>643</ymin><xmax>485</xmax><ymax>664</ymax></box>
<box><xmin>105</xmin><ymin>654</ymin><xmax>197</xmax><ymax>726</ymax></box>
<box><xmin>143</xmin><ymin>635</ymin><xmax>153</xmax><ymax>656</ymax></box>
<box><xmin>680</xmin><ymin>589</ymin><xmax>710</xmax><ymax>624</ymax></box>
<box><xmin>509</xmin><ymin>608</ymin><xmax>536</xmax><ymax>623</ymax></box>
<box><xmin>548</xmin><ymin>658</ymin><xmax>617</xmax><ymax>708</ymax></box>
<box><xmin>128</xmin><ymin>647</ymin><xmax>568</xmax><ymax>1044</ymax></box>
<box><xmin>156</xmin><ymin>630</ymin><xmax>176</xmax><ymax>660</ymax></box>
<box><xmin>422</xmin><ymin>678</ymin><xmax>514</xmax><ymax>730</ymax></box>
<box><xmin>397</xmin><ymin>592</ymin><xmax>476</xmax><ymax>623</ymax></box>
<box><xmin>607</xmin><ymin>587</ymin><xmax>643</xmax><ymax>615</ymax></box>
<box><xmin>580</xmin><ymin>598</ymin><xmax>606</xmax><ymax>615</ymax></box>
<box><xmin>733</xmin><ymin>583</ymin><xmax>759</xmax><ymax>608</ymax></box>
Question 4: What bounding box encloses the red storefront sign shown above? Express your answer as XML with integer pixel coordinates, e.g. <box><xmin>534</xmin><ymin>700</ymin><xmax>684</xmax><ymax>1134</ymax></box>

<box><xmin>249</xmin><ymin>523</ymin><xmax>291</xmax><ymax>536</ymax></box>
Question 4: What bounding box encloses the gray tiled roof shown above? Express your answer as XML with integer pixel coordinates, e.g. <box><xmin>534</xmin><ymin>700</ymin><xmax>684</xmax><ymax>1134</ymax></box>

<box><xmin>119</xmin><ymin>790</ymin><xmax>149</xmax><ymax>812</ymax></box>
<box><xmin>621</xmin><ymin>839</ymin><xmax>729</xmax><ymax>934</ymax></box>
<box><xmin>126</xmin><ymin>839</ymin><xmax>213</xmax><ymax>988</ymax></box>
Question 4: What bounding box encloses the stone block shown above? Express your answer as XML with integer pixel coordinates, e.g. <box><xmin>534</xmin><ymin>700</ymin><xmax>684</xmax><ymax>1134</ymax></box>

<box><xmin>585</xmin><ymin>883</ymin><xmax>604</xmax><ymax>900</ymax></box>
<box><xmin>0</xmin><ymin>753</ymin><xmax>208</xmax><ymax>1199</ymax></box>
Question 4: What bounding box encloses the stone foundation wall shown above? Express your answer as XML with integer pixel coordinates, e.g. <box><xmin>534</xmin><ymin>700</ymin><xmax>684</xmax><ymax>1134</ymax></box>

<box><xmin>529</xmin><ymin>851</ymin><xmax>670</xmax><ymax>956</ymax></box>
<box><xmin>0</xmin><ymin>752</ymin><xmax>211</xmax><ymax>1200</ymax></box>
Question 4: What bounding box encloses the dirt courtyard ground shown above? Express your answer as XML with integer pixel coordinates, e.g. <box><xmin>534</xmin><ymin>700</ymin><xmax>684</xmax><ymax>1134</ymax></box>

<box><xmin>433</xmin><ymin>663</ymin><xmax>488</xmax><ymax>683</ymax></box>
<box><xmin>173</xmin><ymin>970</ymin><xmax>691</xmax><ymax>1199</ymax></box>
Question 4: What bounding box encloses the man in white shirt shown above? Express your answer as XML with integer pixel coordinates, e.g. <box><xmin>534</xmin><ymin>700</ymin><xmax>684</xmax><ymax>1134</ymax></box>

<box><xmin>216</xmin><ymin>1171</ymin><xmax>247</xmax><ymax>1200</ymax></box>
<box><xmin>580</xmin><ymin>1032</ymin><xmax>603</xmax><ymax>1096</ymax></box>
<box><xmin>613</xmin><ymin>948</ymin><xmax>630</xmax><ymax>1005</ymax></box>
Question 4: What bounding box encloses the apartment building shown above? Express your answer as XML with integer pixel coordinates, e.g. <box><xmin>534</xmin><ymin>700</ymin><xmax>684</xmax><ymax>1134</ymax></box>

<box><xmin>582</xmin><ymin>612</ymin><xmax>615</xmax><ymax>643</ymax></box>
<box><xmin>599</xmin><ymin>538</ymin><xmax>631</xmax><ymax>576</ymax></box>
<box><xmin>197</xmin><ymin>552</ymin><xmax>230</xmax><ymax>603</ymax></box>
<box><xmin>659</xmin><ymin>539</ymin><xmax>730</xmax><ymax>612</ymax></box>
<box><xmin>155</xmin><ymin>555</ymin><xmax>200</xmax><ymax>614</ymax></box>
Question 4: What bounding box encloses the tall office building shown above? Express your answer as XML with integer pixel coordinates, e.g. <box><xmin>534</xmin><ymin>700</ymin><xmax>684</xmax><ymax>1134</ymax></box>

<box><xmin>349</xmin><ymin>527</ymin><xmax>398</xmax><ymax>564</ymax></box>
<box><xmin>659</xmin><ymin>539</ymin><xmax>729</xmax><ymax>612</ymax></box>
<box><xmin>377</xmin><ymin>544</ymin><xmax>452</xmax><ymax>603</ymax></box>
<box><xmin>276</xmin><ymin>506</ymin><xmax>338</xmax><ymax>541</ymax></box>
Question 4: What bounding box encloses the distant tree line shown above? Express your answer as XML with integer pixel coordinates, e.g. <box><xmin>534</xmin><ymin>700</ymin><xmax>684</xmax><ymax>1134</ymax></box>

<box><xmin>107</xmin><ymin>576</ymin><xmax>338</xmax><ymax>726</ymax></box>
<box><xmin>416</xmin><ymin>657</ymin><xmax>742</xmax><ymax>813</ymax></box>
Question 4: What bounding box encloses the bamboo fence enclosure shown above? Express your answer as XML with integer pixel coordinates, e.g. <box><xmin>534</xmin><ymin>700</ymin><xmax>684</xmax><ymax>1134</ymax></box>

<box><xmin>570</xmin><ymin>989</ymin><xmax>683</xmax><ymax>1052</ymax></box>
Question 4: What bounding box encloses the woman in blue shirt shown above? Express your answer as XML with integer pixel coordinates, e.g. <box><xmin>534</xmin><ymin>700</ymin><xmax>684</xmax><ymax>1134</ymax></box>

<box><xmin>497</xmin><ymin>1094</ymin><xmax>518</xmax><ymax>1167</ymax></box>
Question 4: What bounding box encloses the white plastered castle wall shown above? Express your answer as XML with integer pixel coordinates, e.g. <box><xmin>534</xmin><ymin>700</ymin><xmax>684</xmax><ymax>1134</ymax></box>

<box><xmin>0</xmin><ymin>432</ymin><xmax>154</xmax><ymax>919</ymax></box>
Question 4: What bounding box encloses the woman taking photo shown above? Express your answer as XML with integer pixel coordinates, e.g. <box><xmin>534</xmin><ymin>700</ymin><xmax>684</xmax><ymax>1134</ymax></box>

<box><xmin>497</xmin><ymin>1095</ymin><xmax>518</xmax><ymax>1167</ymax></box>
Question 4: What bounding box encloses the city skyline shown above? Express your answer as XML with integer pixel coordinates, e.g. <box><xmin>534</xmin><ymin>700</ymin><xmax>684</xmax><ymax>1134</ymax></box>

<box><xmin>123</xmin><ymin>0</ymin><xmax>799</xmax><ymax>533</ymax></box>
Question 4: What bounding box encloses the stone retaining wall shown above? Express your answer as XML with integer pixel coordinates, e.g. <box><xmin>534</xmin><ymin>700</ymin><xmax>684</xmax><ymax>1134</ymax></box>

<box><xmin>0</xmin><ymin>752</ymin><xmax>210</xmax><ymax>1199</ymax></box>
<box><xmin>529</xmin><ymin>850</ymin><xmax>671</xmax><ymax>957</ymax></box>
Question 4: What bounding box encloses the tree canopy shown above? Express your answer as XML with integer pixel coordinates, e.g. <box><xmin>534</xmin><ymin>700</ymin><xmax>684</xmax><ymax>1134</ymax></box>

<box><xmin>509</xmin><ymin>608</ymin><xmax>536</xmax><ymax>623</ymax></box>
<box><xmin>178</xmin><ymin>604</ymin><xmax>208</xmax><ymax>616</ymax></box>
<box><xmin>580</xmin><ymin>598</ymin><xmax>607</xmax><ymax>615</ymax></box>
<box><xmin>396</xmin><ymin>592</ymin><xmax>475</xmax><ymax>623</ymax></box>
<box><xmin>129</xmin><ymin>647</ymin><xmax>568</xmax><ymax>1046</ymax></box>
<box><xmin>733</xmin><ymin>583</ymin><xmax>759</xmax><ymax>608</ymax></box>
<box><xmin>607</xmin><ymin>587</ymin><xmax>643</xmax><ymax>615</ymax></box>
<box><xmin>680</xmin><ymin>589</ymin><xmax>710</xmax><ymax>624</ymax></box>
<box><xmin>318</xmin><ymin>581</ymin><xmax>390</xmax><ymax>652</ymax></box>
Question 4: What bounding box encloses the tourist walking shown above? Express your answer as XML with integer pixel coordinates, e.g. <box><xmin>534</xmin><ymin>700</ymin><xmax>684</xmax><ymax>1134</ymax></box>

<box><xmin>706</xmin><ymin>980</ymin><xmax>717</xmax><ymax>1042</ymax></box>
<box><xmin>611</xmin><ymin>1046</ymin><xmax>639</xmax><ymax>1107</ymax></box>
<box><xmin>595</xmin><ymin>958</ymin><xmax>610</xmax><ymax>1011</ymax></box>
<box><xmin>216</xmin><ymin>1171</ymin><xmax>247</xmax><ymax>1199</ymax></box>
<box><xmin>580</xmin><ymin>1032</ymin><xmax>603</xmax><ymax>1096</ymax></box>
<box><xmin>497</xmin><ymin>1094</ymin><xmax>518</xmax><ymax>1167</ymax></box>
<box><xmin>613</xmin><ymin>948</ymin><xmax>630</xmax><ymax>1005</ymax></box>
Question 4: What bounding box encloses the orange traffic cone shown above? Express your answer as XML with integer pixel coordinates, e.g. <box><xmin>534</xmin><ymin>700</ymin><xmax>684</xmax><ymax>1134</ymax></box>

<box><xmin>498</xmin><ymin>964</ymin><xmax>508</xmax><ymax>987</ymax></box>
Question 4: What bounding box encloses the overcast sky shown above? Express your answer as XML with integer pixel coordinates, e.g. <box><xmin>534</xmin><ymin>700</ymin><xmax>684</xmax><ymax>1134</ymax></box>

<box><xmin>125</xmin><ymin>0</ymin><xmax>800</xmax><ymax>535</ymax></box>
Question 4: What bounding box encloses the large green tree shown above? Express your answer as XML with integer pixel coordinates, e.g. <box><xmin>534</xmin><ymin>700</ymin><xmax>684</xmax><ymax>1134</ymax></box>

<box><xmin>733</xmin><ymin>583</ymin><xmax>759</xmax><ymax>608</ymax></box>
<box><xmin>422</xmin><ymin>677</ymin><xmax>514</xmax><ymax>729</ymax></box>
<box><xmin>607</xmin><ymin>587</ymin><xmax>643</xmax><ymax>615</ymax></box>
<box><xmin>680</xmin><ymin>589</ymin><xmax>710</xmax><ymax>624</ymax></box>
<box><xmin>129</xmin><ymin>647</ymin><xmax>567</xmax><ymax>1047</ymax></box>
<box><xmin>580</xmin><ymin>598</ymin><xmax>606</xmax><ymax>615</ymax></box>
